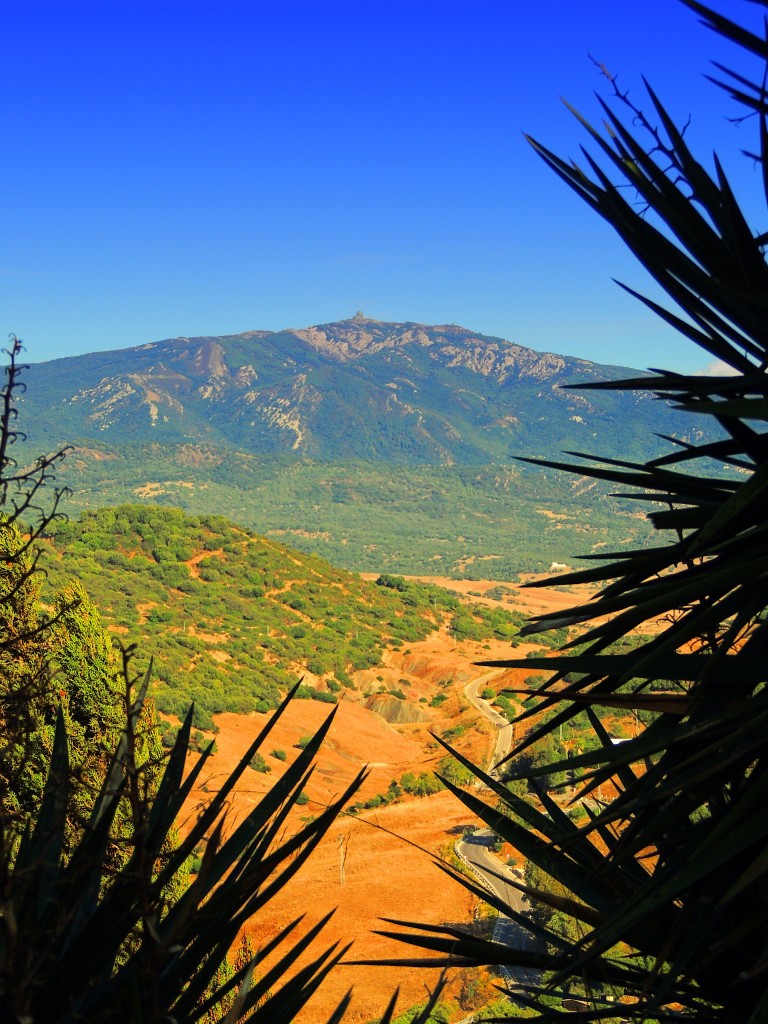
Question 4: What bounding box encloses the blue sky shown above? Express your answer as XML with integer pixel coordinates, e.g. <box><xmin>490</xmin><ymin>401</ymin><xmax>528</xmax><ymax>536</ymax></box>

<box><xmin>3</xmin><ymin>1</ymin><xmax>764</xmax><ymax>372</ymax></box>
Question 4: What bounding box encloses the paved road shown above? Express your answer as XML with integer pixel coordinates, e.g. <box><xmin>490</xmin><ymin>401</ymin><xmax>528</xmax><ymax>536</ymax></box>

<box><xmin>457</xmin><ymin>830</ymin><xmax>539</xmax><ymax>991</ymax></box>
<box><xmin>463</xmin><ymin>670</ymin><xmax>515</xmax><ymax>770</ymax></box>
<box><xmin>458</xmin><ymin>674</ymin><xmax>540</xmax><ymax>993</ymax></box>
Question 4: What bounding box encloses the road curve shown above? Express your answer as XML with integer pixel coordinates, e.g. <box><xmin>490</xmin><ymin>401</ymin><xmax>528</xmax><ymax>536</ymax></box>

<box><xmin>456</xmin><ymin>830</ymin><xmax>539</xmax><ymax>991</ymax></box>
<box><xmin>463</xmin><ymin>669</ymin><xmax>516</xmax><ymax>769</ymax></box>
<box><xmin>459</xmin><ymin>673</ymin><xmax>540</xmax><ymax>992</ymax></box>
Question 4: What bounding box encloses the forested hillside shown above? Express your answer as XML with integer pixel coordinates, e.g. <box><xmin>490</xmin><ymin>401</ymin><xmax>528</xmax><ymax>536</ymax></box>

<box><xmin>49</xmin><ymin>448</ymin><xmax>652</xmax><ymax>576</ymax></box>
<box><xmin>41</xmin><ymin>504</ymin><xmax>533</xmax><ymax>725</ymax></box>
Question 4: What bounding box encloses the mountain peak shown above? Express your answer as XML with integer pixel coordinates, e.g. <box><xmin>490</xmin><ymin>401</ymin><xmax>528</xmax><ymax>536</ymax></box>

<box><xmin>290</xmin><ymin>317</ymin><xmax>506</xmax><ymax>363</ymax></box>
<box><xmin>20</xmin><ymin>317</ymin><xmax>667</xmax><ymax>465</ymax></box>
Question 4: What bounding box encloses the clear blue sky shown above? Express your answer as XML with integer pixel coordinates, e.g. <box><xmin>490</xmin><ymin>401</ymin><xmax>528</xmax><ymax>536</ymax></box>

<box><xmin>3</xmin><ymin>1</ymin><xmax>763</xmax><ymax>372</ymax></box>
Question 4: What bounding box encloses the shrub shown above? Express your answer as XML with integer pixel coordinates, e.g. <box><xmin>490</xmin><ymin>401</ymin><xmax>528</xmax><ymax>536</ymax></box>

<box><xmin>161</xmin><ymin>726</ymin><xmax>179</xmax><ymax>748</ymax></box>
<box><xmin>437</xmin><ymin>755</ymin><xmax>473</xmax><ymax>787</ymax></box>
<box><xmin>441</xmin><ymin>724</ymin><xmax>465</xmax><ymax>741</ymax></box>
<box><xmin>249</xmin><ymin>752</ymin><xmax>271</xmax><ymax>773</ymax></box>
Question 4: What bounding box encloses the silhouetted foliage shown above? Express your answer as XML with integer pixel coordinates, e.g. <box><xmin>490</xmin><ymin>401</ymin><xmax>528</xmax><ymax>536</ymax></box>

<box><xmin>383</xmin><ymin>4</ymin><xmax>768</xmax><ymax>1020</ymax></box>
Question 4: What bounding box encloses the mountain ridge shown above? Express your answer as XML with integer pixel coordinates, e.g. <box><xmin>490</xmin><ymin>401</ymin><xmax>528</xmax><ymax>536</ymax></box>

<box><xmin>20</xmin><ymin>316</ymin><xmax>675</xmax><ymax>465</ymax></box>
<box><xmin>15</xmin><ymin>316</ymin><xmax>701</xmax><ymax>575</ymax></box>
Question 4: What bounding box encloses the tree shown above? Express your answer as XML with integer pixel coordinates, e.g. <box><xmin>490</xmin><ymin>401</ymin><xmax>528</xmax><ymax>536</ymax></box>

<box><xmin>0</xmin><ymin>518</ymin><xmax>58</xmax><ymax>821</ymax></box>
<box><xmin>0</xmin><ymin>541</ymin><xmax>167</xmax><ymax>872</ymax></box>
<box><xmin>0</xmin><ymin>339</ymin><xmax>70</xmax><ymax>827</ymax></box>
<box><xmin>54</xmin><ymin>580</ymin><xmax>122</xmax><ymax>735</ymax></box>
<box><xmin>383</xmin><ymin>3</ymin><xmax>768</xmax><ymax>1020</ymax></box>
<box><xmin>50</xmin><ymin>581</ymin><xmax>126</xmax><ymax>840</ymax></box>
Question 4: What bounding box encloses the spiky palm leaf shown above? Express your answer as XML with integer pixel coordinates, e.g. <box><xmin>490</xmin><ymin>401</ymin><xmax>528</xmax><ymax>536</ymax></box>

<box><xmin>0</xmin><ymin>677</ymin><xmax>366</xmax><ymax>1023</ymax></box>
<box><xmin>379</xmin><ymin>3</ymin><xmax>768</xmax><ymax>1021</ymax></box>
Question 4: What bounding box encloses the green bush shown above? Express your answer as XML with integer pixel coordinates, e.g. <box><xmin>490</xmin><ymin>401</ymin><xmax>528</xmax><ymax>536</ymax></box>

<box><xmin>160</xmin><ymin>726</ymin><xmax>179</xmax><ymax>748</ymax></box>
<box><xmin>249</xmin><ymin>752</ymin><xmax>271</xmax><ymax>773</ymax></box>
<box><xmin>437</xmin><ymin>755</ymin><xmax>474</xmax><ymax>787</ymax></box>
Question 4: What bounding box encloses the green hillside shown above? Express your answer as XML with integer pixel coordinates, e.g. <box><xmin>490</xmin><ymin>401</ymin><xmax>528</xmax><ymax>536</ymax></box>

<box><xmin>41</xmin><ymin>504</ymin><xmax>531</xmax><ymax>725</ymax></box>
<box><xmin>50</xmin><ymin>446</ymin><xmax>652</xmax><ymax>577</ymax></box>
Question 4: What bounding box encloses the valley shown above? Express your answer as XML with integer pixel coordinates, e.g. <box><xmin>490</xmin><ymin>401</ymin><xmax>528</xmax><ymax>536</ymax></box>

<box><xmin>47</xmin><ymin>448</ymin><xmax>653</xmax><ymax>576</ymax></box>
<box><xmin>38</xmin><ymin>499</ymin><xmax>588</xmax><ymax>1021</ymax></box>
<box><xmin>39</xmin><ymin>505</ymin><xmax>571</xmax><ymax>729</ymax></box>
<box><xmin>10</xmin><ymin>317</ymin><xmax>678</xmax><ymax>1020</ymax></box>
<box><xmin>173</xmin><ymin>578</ymin><xmax>575</xmax><ymax>1023</ymax></box>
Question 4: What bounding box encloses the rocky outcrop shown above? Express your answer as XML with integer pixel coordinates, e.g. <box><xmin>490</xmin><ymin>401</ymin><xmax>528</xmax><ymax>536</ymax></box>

<box><xmin>364</xmin><ymin>694</ymin><xmax>432</xmax><ymax>725</ymax></box>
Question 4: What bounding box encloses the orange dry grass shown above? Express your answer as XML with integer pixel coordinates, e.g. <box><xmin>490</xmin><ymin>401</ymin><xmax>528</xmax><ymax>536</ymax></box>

<box><xmin>177</xmin><ymin>575</ymin><xmax>597</xmax><ymax>1022</ymax></box>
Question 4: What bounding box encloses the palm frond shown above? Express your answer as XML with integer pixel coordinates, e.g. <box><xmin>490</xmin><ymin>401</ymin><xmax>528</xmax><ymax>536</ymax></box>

<box><xmin>386</xmin><ymin>3</ymin><xmax>768</xmax><ymax>1019</ymax></box>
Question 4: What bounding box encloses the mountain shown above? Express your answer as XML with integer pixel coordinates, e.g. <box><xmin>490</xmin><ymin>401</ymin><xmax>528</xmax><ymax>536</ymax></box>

<box><xmin>19</xmin><ymin>315</ymin><xmax>700</xmax><ymax>464</ymax></box>
<box><xmin>16</xmin><ymin>317</ymin><xmax>705</xmax><ymax>576</ymax></box>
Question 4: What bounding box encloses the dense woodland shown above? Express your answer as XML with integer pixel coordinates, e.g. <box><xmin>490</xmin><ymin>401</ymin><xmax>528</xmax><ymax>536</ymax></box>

<box><xmin>44</xmin><ymin>445</ymin><xmax>653</xmax><ymax>577</ymax></box>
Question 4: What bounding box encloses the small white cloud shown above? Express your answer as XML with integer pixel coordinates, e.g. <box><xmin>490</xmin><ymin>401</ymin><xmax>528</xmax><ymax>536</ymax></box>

<box><xmin>696</xmin><ymin>359</ymin><xmax>741</xmax><ymax>377</ymax></box>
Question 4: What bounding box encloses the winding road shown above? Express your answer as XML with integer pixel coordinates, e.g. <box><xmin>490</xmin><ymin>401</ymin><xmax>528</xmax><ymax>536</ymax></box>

<box><xmin>463</xmin><ymin>669</ymin><xmax>515</xmax><ymax>771</ymax></box>
<box><xmin>457</xmin><ymin>671</ymin><xmax>540</xmax><ymax>992</ymax></box>
<box><xmin>457</xmin><ymin>830</ymin><xmax>539</xmax><ymax>989</ymax></box>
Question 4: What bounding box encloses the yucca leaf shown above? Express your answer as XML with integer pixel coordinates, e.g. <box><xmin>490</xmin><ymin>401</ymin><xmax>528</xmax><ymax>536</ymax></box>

<box><xmin>433</xmin><ymin>860</ymin><xmax>572</xmax><ymax>951</ymax></box>
<box><xmin>169</xmin><ymin>915</ymin><xmax>305</xmax><ymax>1021</ymax></box>
<box><xmin>367</xmin><ymin>927</ymin><xmax>547</xmax><ymax>968</ymax></box>
<box><xmin>176</xmin><ymin>774</ymin><xmax>363</xmax><ymax>978</ymax></box>
<box><xmin>237</xmin><ymin>912</ymin><xmax>342</xmax><ymax>1016</ymax></box>
<box><xmin>143</xmin><ymin>700</ymin><xmax>196</xmax><ymax>837</ymax></box>
<box><xmin>14</xmin><ymin>708</ymin><xmax>68</xmax><ymax>927</ymax></box>
<box><xmin>683</xmin><ymin>1</ymin><xmax>768</xmax><ymax>59</ymax></box>
<box><xmin>90</xmin><ymin>656</ymin><xmax>153</xmax><ymax>830</ymax></box>
<box><xmin>151</xmin><ymin>680</ymin><xmax>320</xmax><ymax>896</ymax></box>
<box><xmin>221</xmin><ymin>959</ymin><xmax>257</xmax><ymax>1024</ymax></box>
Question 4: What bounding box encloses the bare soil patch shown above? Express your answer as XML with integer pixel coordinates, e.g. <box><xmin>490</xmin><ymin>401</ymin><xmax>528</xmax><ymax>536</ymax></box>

<box><xmin>185</xmin><ymin>548</ymin><xmax>224</xmax><ymax>579</ymax></box>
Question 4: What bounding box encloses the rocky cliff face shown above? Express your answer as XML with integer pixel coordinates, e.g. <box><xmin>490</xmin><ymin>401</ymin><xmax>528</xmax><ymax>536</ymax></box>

<box><xmin>293</xmin><ymin>318</ymin><xmax>572</xmax><ymax>378</ymax></box>
<box><xmin>20</xmin><ymin>315</ymin><xmax>684</xmax><ymax>463</ymax></box>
